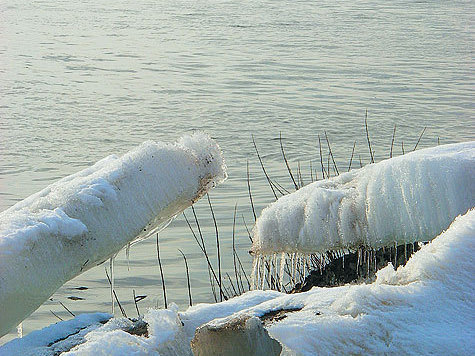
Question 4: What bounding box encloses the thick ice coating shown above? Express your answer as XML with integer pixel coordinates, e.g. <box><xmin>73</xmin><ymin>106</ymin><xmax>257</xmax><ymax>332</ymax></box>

<box><xmin>0</xmin><ymin>132</ymin><xmax>226</xmax><ymax>338</ymax></box>
<box><xmin>252</xmin><ymin>142</ymin><xmax>475</xmax><ymax>255</ymax></box>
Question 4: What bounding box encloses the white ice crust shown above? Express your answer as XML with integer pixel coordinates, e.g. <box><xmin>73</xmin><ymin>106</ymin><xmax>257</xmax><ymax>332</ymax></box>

<box><xmin>252</xmin><ymin>142</ymin><xmax>475</xmax><ymax>255</ymax></box>
<box><xmin>0</xmin><ymin>132</ymin><xmax>226</xmax><ymax>338</ymax></box>
<box><xmin>3</xmin><ymin>209</ymin><xmax>473</xmax><ymax>355</ymax></box>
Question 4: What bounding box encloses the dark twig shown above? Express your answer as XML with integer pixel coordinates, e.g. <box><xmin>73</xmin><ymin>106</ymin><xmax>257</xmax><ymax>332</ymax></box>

<box><xmin>390</xmin><ymin>124</ymin><xmax>396</xmax><ymax>158</ymax></box>
<box><xmin>183</xmin><ymin>212</ymin><xmax>223</xmax><ymax>301</ymax></box>
<box><xmin>324</xmin><ymin>131</ymin><xmax>339</xmax><ymax>175</ymax></box>
<box><xmin>156</xmin><ymin>234</ymin><xmax>167</xmax><ymax>309</ymax></box>
<box><xmin>348</xmin><ymin>140</ymin><xmax>356</xmax><ymax>171</ymax></box>
<box><xmin>241</xmin><ymin>215</ymin><xmax>253</xmax><ymax>243</ymax></box>
<box><xmin>232</xmin><ymin>204</ymin><xmax>241</xmax><ymax>294</ymax></box>
<box><xmin>207</xmin><ymin>194</ymin><xmax>225</xmax><ymax>302</ymax></box>
<box><xmin>133</xmin><ymin>289</ymin><xmax>140</xmax><ymax>317</ymax></box>
<box><xmin>280</xmin><ymin>132</ymin><xmax>299</xmax><ymax>190</ymax></box>
<box><xmin>50</xmin><ymin>310</ymin><xmax>63</xmax><ymax>321</ymax></box>
<box><xmin>252</xmin><ymin>134</ymin><xmax>278</xmax><ymax>200</ymax></box>
<box><xmin>297</xmin><ymin>161</ymin><xmax>304</xmax><ymax>187</ymax></box>
<box><xmin>246</xmin><ymin>160</ymin><xmax>257</xmax><ymax>222</ymax></box>
<box><xmin>225</xmin><ymin>272</ymin><xmax>238</xmax><ymax>296</ymax></box>
<box><xmin>364</xmin><ymin>109</ymin><xmax>375</xmax><ymax>163</ymax></box>
<box><xmin>58</xmin><ymin>301</ymin><xmax>75</xmax><ymax>318</ymax></box>
<box><xmin>191</xmin><ymin>206</ymin><xmax>217</xmax><ymax>302</ymax></box>
<box><xmin>178</xmin><ymin>249</ymin><xmax>193</xmax><ymax>307</ymax></box>
<box><xmin>318</xmin><ymin>134</ymin><xmax>326</xmax><ymax>179</ymax></box>
<box><xmin>105</xmin><ymin>268</ymin><xmax>127</xmax><ymax>318</ymax></box>
<box><xmin>413</xmin><ymin>127</ymin><xmax>426</xmax><ymax>151</ymax></box>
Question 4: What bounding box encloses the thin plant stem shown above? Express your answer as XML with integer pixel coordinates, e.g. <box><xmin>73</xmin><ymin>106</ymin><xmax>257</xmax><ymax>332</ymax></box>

<box><xmin>280</xmin><ymin>132</ymin><xmax>299</xmax><ymax>190</ymax></box>
<box><xmin>348</xmin><ymin>140</ymin><xmax>356</xmax><ymax>171</ymax></box>
<box><xmin>390</xmin><ymin>124</ymin><xmax>396</xmax><ymax>158</ymax></box>
<box><xmin>156</xmin><ymin>234</ymin><xmax>167</xmax><ymax>309</ymax></box>
<box><xmin>324</xmin><ymin>131</ymin><xmax>339</xmax><ymax>175</ymax></box>
<box><xmin>207</xmin><ymin>194</ymin><xmax>225</xmax><ymax>301</ymax></box>
<box><xmin>364</xmin><ymin>109</ymin><xmax>375</xmax><ymax>163</ymax></box>
<box><xmin>252</xmin><ymin>134</ymin><xmax>278</xmax><ymax>200</ymax></box>
<box><xmin>246</xmin><ymin>160</ymin><xmax>257</xmax><ymax>222</ymax></box>
<box><xmin>413</xmin><ymin>127</ymin><xmax>426</xmax><ymax>151</ymax></box>
<box><xmin>178</xmin><ymin>249</ymin><xmax>193</xmax><ymax>307</ymax></box>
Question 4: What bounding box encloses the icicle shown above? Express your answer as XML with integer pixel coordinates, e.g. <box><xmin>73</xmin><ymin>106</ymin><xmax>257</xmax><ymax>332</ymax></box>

<box><xmin>374</xmin><ymin>249</ymin><xmax>377</xmax><ymax>272</ymax></box>
<box><xmin>394</xmin><ymin>241</ymin><xmax>398</xmax><ymax>268</ymax></box>
<box><xmin>17</xmin><ymin>323</ymin><xmax>22</xmax><ymax>338</ymax></box>
<box><xmin>109</xmin><ymin>257</ymin><xmax>115</xmax><ymax>315</ymax></box>
<box><xmin>356</xmin><ymin>249</ymin><xmax>361</xmax><ymax>276</ymax></box>
<box><xmin>251</xmin><ymin>256</ymin><xmax>259</xmax><ymax>290</ymax></box>
<box><xmin>271</xmin><ymin>253</ymin><xmax>278</xmax><ymax>290</ymax></box>
<box><xmin>261</xmin><ymin>256</ymin><xmax>266</xmax><ymax>290</ymax></box>
<box><xmin>125</xmin><ymin>243</ymin><xmax>131</xmax><ymax>272</ymax></box>
<box><xmin>279</xmin><ymin>252</ymin><xmax>285</xmax><ymax>291</ymax></box>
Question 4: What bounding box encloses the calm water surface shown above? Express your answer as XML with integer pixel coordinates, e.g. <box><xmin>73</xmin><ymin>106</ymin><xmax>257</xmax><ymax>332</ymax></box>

<box><xmin>0</xmin><ymin>0</ymin><xmax>473</xmax><ymax>342</ymax></box>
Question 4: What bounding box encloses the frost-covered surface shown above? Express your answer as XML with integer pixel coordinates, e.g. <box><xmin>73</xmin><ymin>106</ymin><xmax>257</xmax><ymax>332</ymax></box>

<box><xmin>0</xmin><ymin>132</ymin><xmax>226</xmax><ymax>338</ymax></box>
<box><xmin>4</xmin><ymin>209</ymin><xmax>474</xmax><ymax>355</ymax></box>
<box><xmin>0</xmin><ymin>313</ymin><xmax>111</xmax><ymax>356</ymax></box>
<box><xmin>252</xmin><ymin>142</ymin><xmax>475</xmax><ymax>255</ymax></box>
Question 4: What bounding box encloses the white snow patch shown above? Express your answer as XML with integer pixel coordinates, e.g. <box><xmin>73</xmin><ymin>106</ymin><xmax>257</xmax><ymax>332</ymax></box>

<box><xmin>0</xmin><ymin>313</ymin><xmax>111</xmax><ymax>356</ymax></box>
<box><xmin>4</xmin><ymin>209</ymin><xmax>473</xmax><ymax>354</ymax></box>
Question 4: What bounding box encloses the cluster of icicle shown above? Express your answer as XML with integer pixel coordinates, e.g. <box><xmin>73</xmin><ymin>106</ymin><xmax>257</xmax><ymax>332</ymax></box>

<box><xmin>251</xmin><ymin>142</ymin><xmax>474</xmax><ymax>290</ymax></box>
<box><xmin>251</xmin><ymin>252</ymin><xmax>343</xmax><ymax>291</ymax></box>
<box><xmin>251</xmin><ymin>244</ymin><xmax>419</xmax><ymax>291</ymax></box>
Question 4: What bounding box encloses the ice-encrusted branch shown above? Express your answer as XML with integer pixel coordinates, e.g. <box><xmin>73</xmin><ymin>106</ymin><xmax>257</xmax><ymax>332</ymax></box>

<box><xmin>0</xmin><ymin>132</ymin><xmax>227</xmax><ymax>338</ymax></box>
<box><xmin>252</xmin><ymin>141</ymin><xmax>474</xmax><ymax>256</ymax></box>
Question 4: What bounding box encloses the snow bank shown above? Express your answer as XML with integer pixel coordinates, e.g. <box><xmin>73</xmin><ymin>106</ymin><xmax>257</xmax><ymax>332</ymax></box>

<box><xmin>3</xmin><ymin>209</ymin><xmax>473</xmax><ymax>355</ymax></box>
<box><xmin>0</xmin><ymin>313</ymin><xmax>111</xmax><ymax>356</ymax></box>
<box><xmin>252</xmin><ymin>142</ymin><xmax>475</xmax><ymax>256</ymax></box>
<box><xmin>0</xmin><ymin>132</ymin><xmax>226</xmax><ymax>338</ymax></box>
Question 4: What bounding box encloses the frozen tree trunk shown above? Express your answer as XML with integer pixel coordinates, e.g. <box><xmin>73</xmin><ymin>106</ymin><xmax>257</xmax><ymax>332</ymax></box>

<box><xmin>0</xmin><ymin>132</ymin><xmax>226</xmax><ymax>338</ymax></box>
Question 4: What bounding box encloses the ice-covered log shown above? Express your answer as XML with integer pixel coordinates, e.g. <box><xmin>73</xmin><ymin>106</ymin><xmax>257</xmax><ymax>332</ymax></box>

<box><xmin>252</xmin><ymin>142</ymin><xmax>474</xmax><ymax>256</ymax></box>
<box><xmin>0</xmin><ymin>132</ymin><xmax>226</xmax><ymax>338</ymax></box>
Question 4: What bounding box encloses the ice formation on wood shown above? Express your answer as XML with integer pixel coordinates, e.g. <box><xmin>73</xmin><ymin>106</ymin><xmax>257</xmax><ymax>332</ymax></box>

<box><xmin>251</xmin><ymin>142</ymin><xmax>474</xmax><ymax>289</ymax></box>
<box><xmin>0</xmin><ymin>132</ymin><xmax>226</xmax><ymax>338</ymax></box>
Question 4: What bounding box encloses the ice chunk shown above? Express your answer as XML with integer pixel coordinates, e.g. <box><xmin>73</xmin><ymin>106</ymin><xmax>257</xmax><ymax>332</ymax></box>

<box><xmin>252</xmin><ymin>142</ymin><xmax>475</xmax><ymax>256</ymax></box>
<box><xmin>0</xmin><ymin>132</ymin><xmax>226</xmax><ymax>338</ymax></box>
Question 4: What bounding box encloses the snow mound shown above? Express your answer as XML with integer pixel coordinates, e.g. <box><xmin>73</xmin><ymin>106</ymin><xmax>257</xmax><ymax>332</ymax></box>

<box><xmin>252</xmin><ymin>141</ymin><xmax>475</xmax><ymax>255</ymax></box>
<box><xmin>3</xmin><ymin>209</ymin><xmax>473</xmax><ymax>355</ymax></box>
<box><xmin>0</xmin><ymin>132</ymin><xmax>226</xmax><ymax>338</ymax></box>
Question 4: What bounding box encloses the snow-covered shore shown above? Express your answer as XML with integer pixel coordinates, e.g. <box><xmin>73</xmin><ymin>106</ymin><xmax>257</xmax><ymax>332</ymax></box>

<box><xmin>2</xmin><ymin>208</ymin><xmax>473</xmax><ymax>355</ymax></box>
<box><xmin>1</xmin><ymin>141</ymin><xmax>473</xmax><ymax>355</ymax></box>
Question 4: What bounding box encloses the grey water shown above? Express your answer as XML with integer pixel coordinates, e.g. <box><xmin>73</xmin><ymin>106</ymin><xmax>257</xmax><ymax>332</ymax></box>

<box><xmin>0</xmin><ymin>0</ymin><xmax>473</xmax><ymax>342</ymax></box>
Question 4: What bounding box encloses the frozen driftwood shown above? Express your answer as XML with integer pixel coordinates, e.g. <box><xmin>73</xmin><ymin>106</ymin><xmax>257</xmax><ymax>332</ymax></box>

<box><xmin>252</xmin><ymin>141</ymin><xmax>474</xmax><ymax>256</ymax></box>
<box><xmin>0</xmin><ymin>132</ymin><xmax>226</xmax><ymax>338</ymax></box>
